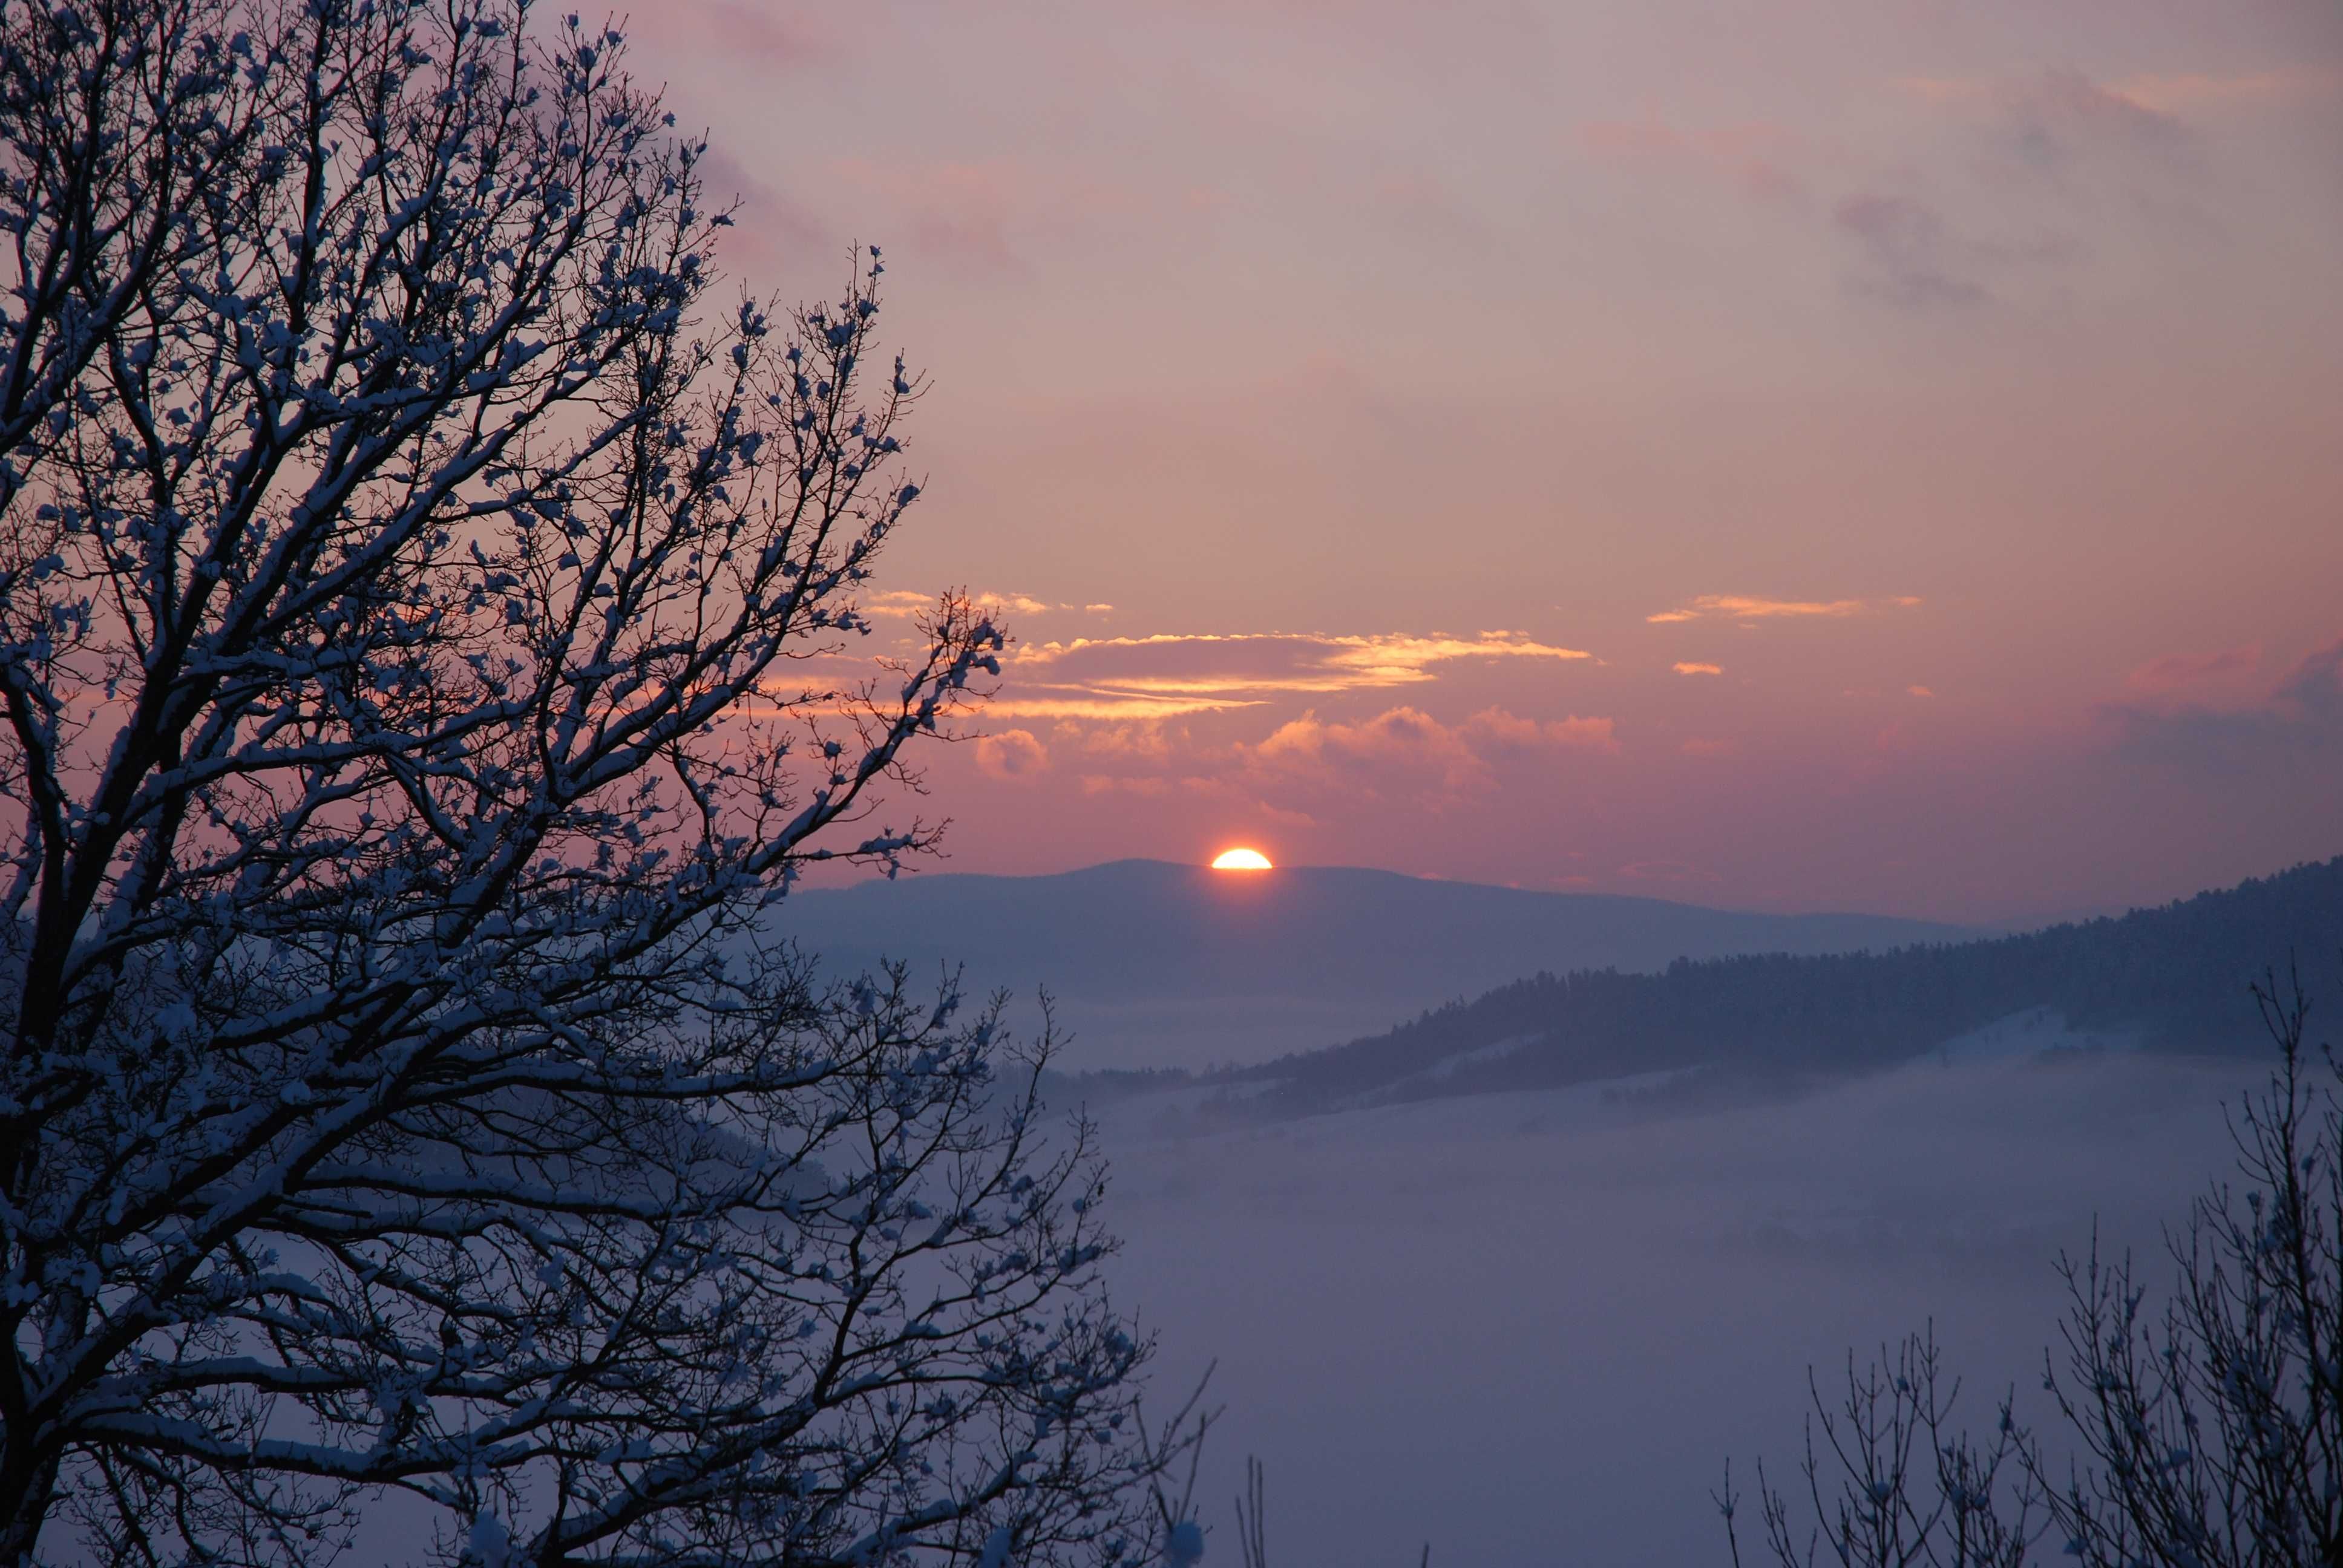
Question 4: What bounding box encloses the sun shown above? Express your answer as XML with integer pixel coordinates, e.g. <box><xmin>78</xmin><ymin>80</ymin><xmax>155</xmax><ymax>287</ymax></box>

<box><xmin>1210</xmin><ymin>847</ymin><xmax>1274</xmax><ymax>871</ymax></box>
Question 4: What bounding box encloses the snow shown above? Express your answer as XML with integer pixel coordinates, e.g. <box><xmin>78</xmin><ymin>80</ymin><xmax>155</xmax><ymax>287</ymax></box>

<box><xmin>1933</xmin><ymin>1005</ymin><xmax>2145</xmax><ymax>1065</ymax></box>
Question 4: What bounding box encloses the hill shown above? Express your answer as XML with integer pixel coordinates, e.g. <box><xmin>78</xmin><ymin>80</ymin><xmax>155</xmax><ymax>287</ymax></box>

<box><xmin>782</xmin><ymin>860</ymin><xmax>1973</xmax><ymax>1071</ymax></box>
<box><xmin>1206</xmin><ymin>857</ymin><xmax>2343</xmax><ymax>1117</ymax></box>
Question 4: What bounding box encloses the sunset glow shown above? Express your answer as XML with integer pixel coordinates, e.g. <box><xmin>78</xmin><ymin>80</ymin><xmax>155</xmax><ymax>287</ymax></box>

<box><xmin>664</xmin><ymin>0</ymin><xmax>2343</xmax><ymax>924</ymax></box>
<box><xmin>1211</xmin><ymin>848</ymin><xmax>1274</xmax><ymax>871</ymax></box>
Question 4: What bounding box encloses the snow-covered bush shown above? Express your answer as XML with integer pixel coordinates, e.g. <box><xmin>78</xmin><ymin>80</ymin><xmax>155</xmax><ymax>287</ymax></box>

<box><xmin>0</xmin><ymin>2</ymin><xmax>1191</xmax><ymax>1562</ymax></box>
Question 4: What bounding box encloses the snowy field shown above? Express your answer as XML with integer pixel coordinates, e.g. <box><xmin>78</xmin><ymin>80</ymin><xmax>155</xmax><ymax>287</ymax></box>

<box><xmin>1079</xmin><ymin>1045</ymin><xmax>2266</xmax><ymax>1567</ymax></box>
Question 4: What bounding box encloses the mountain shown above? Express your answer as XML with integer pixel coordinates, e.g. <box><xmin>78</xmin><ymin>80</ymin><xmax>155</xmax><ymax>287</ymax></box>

<box><xmin>780</xmin><ymin>860</ymin><xmax>1973</xmax><ymax>1070</ymax></box>
<box><xmin>1203</xmin><ymin>856</ymin><xmax>2343</xmax><ymax>1118</ymax></box>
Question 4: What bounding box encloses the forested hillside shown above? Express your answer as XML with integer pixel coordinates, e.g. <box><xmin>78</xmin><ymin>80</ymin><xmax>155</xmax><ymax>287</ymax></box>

<box><xmin>1211</xmin><ymin>857</ymin><xmax>2343</xmax><ymax>1116</ymax></box>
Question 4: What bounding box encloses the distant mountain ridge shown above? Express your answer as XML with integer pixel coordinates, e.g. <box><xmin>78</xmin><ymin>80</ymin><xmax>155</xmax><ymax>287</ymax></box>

<box><xmin>1205</xmin><ymin>855</ymin><xmax>2343</xmax><ymax>1117</ymax></box>
<box><xmin>782</xmin><ymin>860</ymin><xmax>1974</xmax><ymax>1071</ymax></box>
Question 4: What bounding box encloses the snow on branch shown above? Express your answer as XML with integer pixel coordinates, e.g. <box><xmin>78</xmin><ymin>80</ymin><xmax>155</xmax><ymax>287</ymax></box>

<box><xmin>0</xmin><ymin>3</ymin><xmax>1195</xmax><ymax>1564</ymax></box>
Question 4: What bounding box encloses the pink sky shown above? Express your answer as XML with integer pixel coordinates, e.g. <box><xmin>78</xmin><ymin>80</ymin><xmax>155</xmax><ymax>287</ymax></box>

<box><xmin>640</xmin><ymin>0</ymin><xmax>2343</xmax><ymax>923</ymax></box>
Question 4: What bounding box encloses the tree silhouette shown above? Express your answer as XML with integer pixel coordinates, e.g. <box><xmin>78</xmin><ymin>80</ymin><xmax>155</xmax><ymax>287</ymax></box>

<box><xmin>0</xmin><ymin>2</ymin><xmax>1192</xmax><ymax>1563</ymax></box>
<box><xmin>1725</xmin><ymin>969</ymin><xmax>2343</xmax><ymax>1566</ymax></box>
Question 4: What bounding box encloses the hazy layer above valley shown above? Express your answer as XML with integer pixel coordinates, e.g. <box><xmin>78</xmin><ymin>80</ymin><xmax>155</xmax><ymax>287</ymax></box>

<box><xmin>1084</xmin><ymin>1045</ymin><xmax>2263</xmax><ymax>1568</ymax></box>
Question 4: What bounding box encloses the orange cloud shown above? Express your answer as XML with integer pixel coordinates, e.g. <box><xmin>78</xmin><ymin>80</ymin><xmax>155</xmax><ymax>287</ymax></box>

<box><xmin>861</xmin><ymin>587</ymin><xmax>1055</xmax><ymax>620</ymax></box>
<box><xmin>1018</xmin><ymin>629</ymin><xmax>1594</xmax><ymax>702</ymax></box>
<box><xmin>1647</xmin><ymin>595</ymin><xmax>1921</xmax><ymax>624</ymax></box>
<box><xmin>1254</xmin><ymin>707</ymin><xmax>1480</xmax><ymax>790</ymax></box>
<box><xmin>859</xmin><ymin>589</ymin><xmax>939</xmax><ymax>619</ymax></box>
<box><xmin>1674</xmin><ymin>662</ymin><xmax>1723</xmax><ymax>676</ymax></box>
<box><xmin>2111</xmin><ymin>67</ymin><xmax>2343</xmax><ymax>113</ymax></box>
<box><xmin>985</xmin><ymin>694</ymin><xmax>1263</xmax><ymax>720</ymax></box>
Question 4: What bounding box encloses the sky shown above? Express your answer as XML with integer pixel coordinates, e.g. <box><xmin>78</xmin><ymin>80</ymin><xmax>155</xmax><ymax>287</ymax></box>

<box><xmin>632</xmin><ymin>0</ymin><xmax>2343</xmax><ymax>924</ymax></box>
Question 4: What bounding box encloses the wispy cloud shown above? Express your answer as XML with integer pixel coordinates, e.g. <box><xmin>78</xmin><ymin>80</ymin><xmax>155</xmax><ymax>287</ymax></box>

<box><xmin>986</xmin><ymin>694</ymin><xmax>1265</xmax><ymax>720</ymax></box>
<box><xmin>1648</xmin><ymin>595</ymin><xmax>1921</xmax><ymax>625</ymax></box>
<box><xmin>862</xmin><ymin>588</ymin><xmax>1058</xmax><ymax>620</ymax></box>
<box><xmin>1833</xmin><ymin>192</ymin><xmax>1989</xmax><ymax>310</ymax></box>
<box><xmin>1674</xmin><ymin>662</ymin><xmax>1723</xmax><ymax>676</ymax></box>
<box><xmin>2109</xmin><ymin>67</ymin><xmax>2343</xmax><ymax>114</ymax></box>
<box><xmin>1018</xmin><ymin>630</ymin><xmax>1594</xmax><ymax>701</ymax></box>
<box><xmin>1904</xmin><ymin>68</ymin><xmax>2189</xmax><ymax>157</ymax></box>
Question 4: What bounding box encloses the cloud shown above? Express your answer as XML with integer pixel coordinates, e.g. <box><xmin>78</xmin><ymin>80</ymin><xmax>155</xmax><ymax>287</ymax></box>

<box><xmin>1833</xmin><ymin>193</ymin><xmax>1988</xmax><ymax>310</ymax></box>
<box><xmin>1674</xmin><ymin>662</ymin><xmax>1723</xmax><ymax>676</ymax></box>
<box><xmin>1253</xmin><ymin>707</ymin><xmax>1483</xmax><ymax>794</ymax></box>
<box><xmin>2109</xmin><ymin>67</ymin><xmax>2343</xmax><ymax>114</ymax></box>
<box><xmin>862</xmin><ymin>588</ymin><xmax>1056</xmax><ymax>621</ymax></box>
<box><xmin>1061</xmin><ymin>722</ymin><xmax>1179</xmax><ymax>763</ymax></box>
<box><xmin>2125</xmin><ymin>644</ymin><xmax>2261</xmax><ymax>695</ymax></box>
<box><xmin>860</xmin><ymin>590</ymin><xmax>939</xmax><ymax>620</ymax></box>
<box><xmin>2108</xmin><ymin>637</ymin><xmax>2343</xmax><ymax>771</ymax></box>
<box><xmin>1458</xmin><ymin>707</ymin><xmax>1617</xmax><ymax>756</ymax></box>
<box><xmin>1907</xmin><ymin>685</ymin><xmax>1935</xmax><ymax>699</ymax></box>
<box><xmin>2001</xmin><ymin>67</ymin><xmax>2189</xmax><ymax>166</ymax></box>
<box><xmin>975</xmin><ymin>728</ymin><xmax>1049</xmax><ymax>780</ymax></box>
<box><xmin>1017</xmin><ymin>630</ymin><xmax>1594</xmax><ymax>703</ymax></box>
<box><xmin>1245</xmin><ymin>705</ymin><xmax>1616</xmax><ymax>803</ymax></box>
<box><xmin>986</xmin><ymin>694</ymin><xmax>1263</xmax><ymax>720</ymax></box>
<box><xmin>1647</xmin><ymin>595</ymin><xmax>1921</xmax><ymax>625</ymax></box>
<box><xmin>1904</xmin><ymin>67</ymin><xmax>2191</xmax><ymax>171</ymax></box>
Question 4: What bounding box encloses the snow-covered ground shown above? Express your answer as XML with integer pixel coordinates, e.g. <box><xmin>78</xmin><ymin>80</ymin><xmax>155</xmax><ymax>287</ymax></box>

<box><xmin>1076</xmin><ymin>1048</ymin><xmax>2263</xmax><ymax>1568</ymax></box>
<box><xmin>1933</xmin><ymin>1005</ymin><xmax>2145</xmax><ymax>1063</ymax></box>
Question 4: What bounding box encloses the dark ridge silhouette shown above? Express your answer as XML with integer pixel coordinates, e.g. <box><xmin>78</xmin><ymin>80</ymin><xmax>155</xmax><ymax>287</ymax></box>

<box><xmin>1208</xmin><ymin>856</ymin><xmax>2343</xmax><ymax>1116</ymax></box>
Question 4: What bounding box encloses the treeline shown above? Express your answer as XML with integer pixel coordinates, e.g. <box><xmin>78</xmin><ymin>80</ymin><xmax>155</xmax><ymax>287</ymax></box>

<box><xmin>1219</xmin><ymin>855</ymin><xmax>2343</xmax><ymax>1114</ymax></box>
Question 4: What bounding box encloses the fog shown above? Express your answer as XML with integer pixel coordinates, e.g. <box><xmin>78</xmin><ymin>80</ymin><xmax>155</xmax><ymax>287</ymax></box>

<box><xmin>1075</xmin><ymin>1048</ymin><xmax>2267</xmax><ymax>1567</ymax></box>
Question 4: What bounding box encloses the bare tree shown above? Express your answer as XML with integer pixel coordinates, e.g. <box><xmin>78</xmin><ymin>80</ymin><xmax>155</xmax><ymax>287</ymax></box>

<box><xmin>2030</xmin><ymin>971</ymin><xmax>2343</xmax><ymax>1566</ymax></box>
<box><xmin>1726</xmin><ymin>970</ymin><xmax>2342</xmax><ymax>1567</ymax></box>
<box><xmin>0</xmin><ymin>1</ymin><xmax>1194</xmax><ymax>1563</ymax></box>
<box><xmin>1717</xmin><ymin>1330</ymin><xmax>2041</xmax><ymax>1568</ymax></box>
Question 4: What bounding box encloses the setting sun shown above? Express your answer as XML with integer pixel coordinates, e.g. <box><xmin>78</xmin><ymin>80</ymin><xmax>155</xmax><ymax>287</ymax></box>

<box><xmin>1210</xmin><ymin>847</ymin><xmax>1274</xmax><ymax>871</ymax></box>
